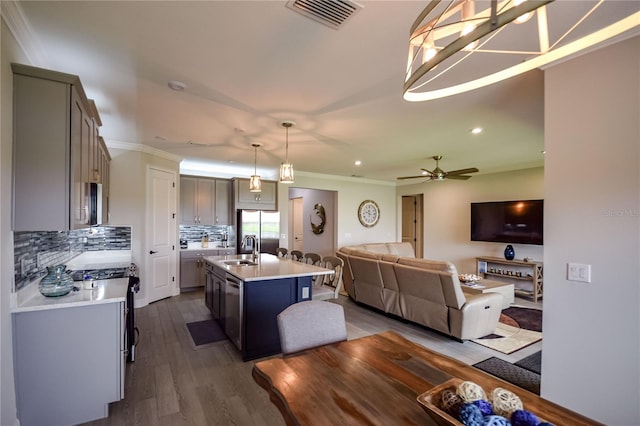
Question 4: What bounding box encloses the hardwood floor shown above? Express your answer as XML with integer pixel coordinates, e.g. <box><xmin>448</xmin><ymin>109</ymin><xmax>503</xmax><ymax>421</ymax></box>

<box><xmin>85</xmin><ymin>290</ymin><xmax>542</xmax><ymax>426</ymax></box>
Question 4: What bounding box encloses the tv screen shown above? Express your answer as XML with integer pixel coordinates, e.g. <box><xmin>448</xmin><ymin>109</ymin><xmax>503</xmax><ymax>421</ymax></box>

<box><xmin>470</xmin><ymin>200</ymin><xmax>543</xmax><ymax>245</ymax></box>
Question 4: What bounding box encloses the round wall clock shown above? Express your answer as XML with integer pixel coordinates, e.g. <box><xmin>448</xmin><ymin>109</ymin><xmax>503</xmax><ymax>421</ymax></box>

<box><xmin>358</xmin><ymin>200</ymin><xmax>380</xmax><ymax>227</ymax></box>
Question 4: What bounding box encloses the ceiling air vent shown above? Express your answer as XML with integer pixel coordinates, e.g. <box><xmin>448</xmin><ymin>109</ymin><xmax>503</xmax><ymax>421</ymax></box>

<box><xmin>286</xmin><ymin>0</ymin><xmax>363</xmax><ymax>30</ymax></box>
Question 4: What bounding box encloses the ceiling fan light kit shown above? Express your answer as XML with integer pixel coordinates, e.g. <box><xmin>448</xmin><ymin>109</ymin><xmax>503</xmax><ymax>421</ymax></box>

<box><xmin>249</xmin><ymin>143</ymin><xmax>262</xmax><ymax>192</ymax></box>
<box><xmin>397</xmin><ymin>155</ymin><xmax>479</xmax><ymax>182</ymax></box>
<box><xmin>279</xmin><ymin>120</ymin><xmax>295</xmax><ymax>184</ymax></box>
<box><xmin>403</xmin><ymin>0</ymin><xmax>640</xmax><ymax>101</ymax></box>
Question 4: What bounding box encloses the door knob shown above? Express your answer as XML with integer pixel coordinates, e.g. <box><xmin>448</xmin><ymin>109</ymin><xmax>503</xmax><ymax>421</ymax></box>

<box><xmin>149</xmin><ymin>250</ymin><xmax>158</xmax><ymax>254</ymax></box>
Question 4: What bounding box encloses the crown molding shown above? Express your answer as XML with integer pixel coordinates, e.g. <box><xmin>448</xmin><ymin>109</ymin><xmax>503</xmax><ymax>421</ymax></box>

<box><xmin>1</xmin><ymin>1</ymin><xmax>49</xmax><ymax>67</ymax></box>
<box><xmin>105</xmin><ymin>140</ymin><xmax>183</xmax><ymax>163</ymax></box>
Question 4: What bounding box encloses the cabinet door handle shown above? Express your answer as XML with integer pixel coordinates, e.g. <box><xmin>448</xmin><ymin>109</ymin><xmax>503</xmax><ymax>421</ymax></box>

<box><xmin>149</xmin><ymin>250</ymin><xmax>158</xmax><ymax>254</ymax></box>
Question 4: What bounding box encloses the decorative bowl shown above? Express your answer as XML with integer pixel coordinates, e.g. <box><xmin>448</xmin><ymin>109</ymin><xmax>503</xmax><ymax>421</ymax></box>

<box><xmin>458</xmin><ymin>274</ymin><xmax>482</xmax><ymax>283</ymax></box>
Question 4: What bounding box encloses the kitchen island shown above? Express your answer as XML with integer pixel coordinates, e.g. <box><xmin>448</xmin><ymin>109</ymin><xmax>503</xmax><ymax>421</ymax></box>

<box><xmin>203</xmin><ymin>253</ymin><xmax>333</xmax><ymax>361</ymax></box>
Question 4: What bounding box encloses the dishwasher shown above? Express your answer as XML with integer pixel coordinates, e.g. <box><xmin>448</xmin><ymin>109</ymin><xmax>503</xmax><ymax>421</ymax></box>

<box><xmin>225</xmin><ymin>274</ymin><xmax>243</xmax><ymax>350</ymax></box>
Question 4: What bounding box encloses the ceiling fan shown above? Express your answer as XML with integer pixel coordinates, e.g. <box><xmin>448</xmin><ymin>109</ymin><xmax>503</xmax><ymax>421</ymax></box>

<box><xmin>397</xmin><ymin>155</ymin><xmax>479</xmax><ymax>181</ymax></box>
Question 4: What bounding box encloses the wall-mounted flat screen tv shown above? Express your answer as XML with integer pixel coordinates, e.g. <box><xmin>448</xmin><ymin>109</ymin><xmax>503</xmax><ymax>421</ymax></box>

<box><xmin>470</xmin><ymin>200</ymin><xmax>543</xmax><ymax>245</ymax></box>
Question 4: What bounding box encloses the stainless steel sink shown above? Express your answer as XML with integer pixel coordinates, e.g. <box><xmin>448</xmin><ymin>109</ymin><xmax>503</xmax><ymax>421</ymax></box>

<box><xmin>223</xmin><ymin>259</ymin><xmax>257</xmax><ymax>266</ymax></box>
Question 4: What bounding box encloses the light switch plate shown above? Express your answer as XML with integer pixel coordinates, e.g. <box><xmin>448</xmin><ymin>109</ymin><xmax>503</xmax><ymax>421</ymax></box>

<box><xmin>567</xmin><ymin>262</ymin><xmax>591</xmax><ymax>283</ymax></box>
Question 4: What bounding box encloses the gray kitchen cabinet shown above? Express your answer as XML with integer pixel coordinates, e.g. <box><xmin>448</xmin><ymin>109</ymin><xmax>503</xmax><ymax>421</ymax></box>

<box><xmin>233</xmin><ymin>178</ymin><xmax>277</xmax><ymax>210</ymax></box>
<box><xmin>12</xmin><ymin>63</ymin><xmax>107</xmax><ymax>231</ymax></box>
<box><xmin>13</xmin><ymin>301</ymin><xmax>125</xmax><ymax>425</ymax></box>
<box><xmin>180</xmin><ymin>248</ymin><xmax>234</xmax><ymax>290</ymax></box>
<box><xmin>215</xmin><ymin>179</ymin><xmax>232</xmax><ymax>225</ymax></box>
<box><xmin>180</xmin><ymin>176</ymin><xmax>231</xmax><ymax>225</ymax></box>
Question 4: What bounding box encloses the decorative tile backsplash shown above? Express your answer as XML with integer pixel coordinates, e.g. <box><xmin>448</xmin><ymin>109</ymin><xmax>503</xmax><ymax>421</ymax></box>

<box><xmin>13</xmin><ymin>226</ymin><xmax>131</xmax><ymax>291</ymax></box>
<box><xmin>179</xmin><ymin>224</ymin><xmax>234</xmax><ymax>243</ymax></box>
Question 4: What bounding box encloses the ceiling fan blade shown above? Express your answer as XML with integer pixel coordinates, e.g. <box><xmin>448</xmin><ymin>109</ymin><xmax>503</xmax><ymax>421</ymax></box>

<box><xmin>445</xmin><ymin>174</ymin><xmax>472</xmax><ymax>180</ymax></box>
<box><xmin>420</xmin><ymin>168</ymin><xmax>434</xmax><ymax>176</ymax></box>
<box><xmin>446</xmin><ymin>167</ymin><xmax>479</xmax><ymax>176</ymax></box>
<box><xmin>397</xmin><ymin>175</ymin><xmax>428</xmax><ymax>180</ymax></box>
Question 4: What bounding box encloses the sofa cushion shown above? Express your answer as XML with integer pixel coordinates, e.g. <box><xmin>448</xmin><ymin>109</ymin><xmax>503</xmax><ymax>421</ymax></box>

<box><xmin>386</xmin><ymin>242</ymin><xmax>415</xmax><ymax>257</ymax></box>
<box><xmin>350</xmin><ymin>250</ymin><xmax>383</xmax><ymax>260</ymax></box>
<box><xmin>397</xmin><ymin>257</ymin><xmax>458</xmax><ymax>274</ymax></box>
<box><xmin>381</xmin><ymin>254</ymin><xmax>400</xmax><ymax>263</ymax></box>
<box><xmin>362</xmin><ymin>243</ymin><xmax>390</xmax><ymax>254</ymax></box>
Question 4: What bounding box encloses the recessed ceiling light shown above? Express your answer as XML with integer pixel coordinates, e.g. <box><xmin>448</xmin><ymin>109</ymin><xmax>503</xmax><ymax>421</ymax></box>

<box><xmin>168</xmin><ymin>80</ymin><xmax>187</xmax><ymax>91</ymax></box>
<box><xmin>354</xmin><ymin>160</ymin><xmax>362</xmax><ymax>166</ymax></box>
<box><xmin>471</xmin><ymin>127</ymin><xmax>483</xmax><ymax>135</ymax></box>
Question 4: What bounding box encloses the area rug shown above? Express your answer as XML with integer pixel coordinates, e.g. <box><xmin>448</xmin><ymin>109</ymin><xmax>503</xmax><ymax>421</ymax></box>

<box><xmin>515</xmin><ymin>350</ymin><xmax>542</xmax><ymax>374</ymax></box>
<box><xmin>471</xmin><ymin>306</ymin><xmax>542</xmax><ymax>354</ymax></box>
<box><xmin>185</xmin><ymin>319</ymin><xmax>227</xmax><ymax>349</ymax></box>
<box><xmin>473</xmin><ymin>356</ymin><xmax>540</xmax><ymax>394</ymax></box>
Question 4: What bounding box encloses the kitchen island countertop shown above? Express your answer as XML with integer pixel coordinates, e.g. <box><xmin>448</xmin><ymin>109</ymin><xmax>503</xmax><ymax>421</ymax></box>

<box><xmin>204</xmin><ymin>253</ymin><xmax>333</xmax><ymax>282</ymax></box>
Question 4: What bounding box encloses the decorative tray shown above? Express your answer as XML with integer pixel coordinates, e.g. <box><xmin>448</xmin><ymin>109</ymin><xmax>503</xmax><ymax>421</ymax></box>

<box><xmin>417</xmin><ymin>378</ymin><xmax>465</xmax><ymax>426</ymax></box>
<box><xmin>417</xmin><ymin>378</ymin><xmax>551</xmax><ymax>426</ymax></box>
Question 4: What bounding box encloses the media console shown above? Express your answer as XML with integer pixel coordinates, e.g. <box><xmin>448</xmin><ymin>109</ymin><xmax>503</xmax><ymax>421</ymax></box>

<box><xmin>476</xmin><ymin>256</ymin><xmax>543</xmax><ymax>303</ymax></box>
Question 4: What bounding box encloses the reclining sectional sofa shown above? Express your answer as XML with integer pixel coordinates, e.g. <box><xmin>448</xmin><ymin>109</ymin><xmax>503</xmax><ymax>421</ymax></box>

<box><xmin>336</xmin><ymin>243</ymin><xmax>503</xmax><ymax>340</ymax></box>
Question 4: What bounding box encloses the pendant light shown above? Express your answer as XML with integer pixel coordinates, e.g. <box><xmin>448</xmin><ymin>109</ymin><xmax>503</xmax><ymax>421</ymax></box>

<box><xmin>249</xmin><ymin>143</ymin><xmax>262</xmax><ymax>193</ymax></box>
<box><xmin>279</xmin><ymin>121</ymin><xmax>295</xmax><ymax>184</ymax></box>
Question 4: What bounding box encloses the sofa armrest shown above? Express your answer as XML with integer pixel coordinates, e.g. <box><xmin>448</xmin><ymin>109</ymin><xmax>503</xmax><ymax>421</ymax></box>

<box><xmin>449</xmin><ymin>292</ymin><xmax>503</xmax><ymax>340</ymax></box>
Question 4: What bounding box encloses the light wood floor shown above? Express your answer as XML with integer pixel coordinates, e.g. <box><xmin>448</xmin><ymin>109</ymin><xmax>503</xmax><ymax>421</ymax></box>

<box><xmin>85</xmin><ymin>290</ymin><xmax>542</xmax><ymax>426</ymax></box>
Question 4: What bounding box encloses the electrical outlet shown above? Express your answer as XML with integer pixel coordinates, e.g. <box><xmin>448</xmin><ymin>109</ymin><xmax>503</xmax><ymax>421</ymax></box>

<box><xmin>567</xmin><ymin>262</ymin><xmax>591</xmax><ymax>283</ymax></box>
<box><xmin>302</xmin><ymin>287</ymin><xmax>310</xmax><ymax>299</ymax></box>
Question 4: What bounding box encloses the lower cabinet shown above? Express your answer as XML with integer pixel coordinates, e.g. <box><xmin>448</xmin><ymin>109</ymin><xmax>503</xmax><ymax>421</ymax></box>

<box><xmin>181</xmin><ymin>249</ymin><xmax>234</xmax><ymax>290</ymax></box>
<box><xmin>242</xmin><ymin>277</ymin><xmax>311</xmax><ymax>361</ymax></box>
<box><xmin>13</xmin><ymin>301</ymin><xmax>125</xmax><ymax>426</ymax></box>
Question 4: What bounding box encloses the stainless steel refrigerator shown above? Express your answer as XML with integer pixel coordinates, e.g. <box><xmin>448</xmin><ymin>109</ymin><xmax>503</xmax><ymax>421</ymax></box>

<box><xmin>236</xmin><ymin>210</ymin><xmax>280</xmax><ymax>255</ymax></box>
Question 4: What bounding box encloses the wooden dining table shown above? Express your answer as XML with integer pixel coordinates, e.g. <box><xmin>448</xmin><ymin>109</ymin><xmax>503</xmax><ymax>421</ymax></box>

<box><xmin>253</xmin><ymin>331</ymin><xmax>600</xmax><ymax>425</ymax></box>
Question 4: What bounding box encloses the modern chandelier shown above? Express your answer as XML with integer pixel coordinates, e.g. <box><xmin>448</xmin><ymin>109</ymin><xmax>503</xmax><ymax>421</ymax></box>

<box><xmin>249</xmin><ymin>143</ymin><xmax>262</xmax><ymax>193</ymax></box>
<box><xmin>279</xmin><ymin>121</ymin><xmax>295</xmax><ymax>184</ymax></box>
<box><xmin>403</xmin><ymin>0</ymin><xmax>640</xmax><ymax>102</ymax></box>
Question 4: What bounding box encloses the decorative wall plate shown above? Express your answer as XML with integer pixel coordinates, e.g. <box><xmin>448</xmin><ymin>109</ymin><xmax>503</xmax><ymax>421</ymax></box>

<box><xmin>358</xmin><ymin>200</ymin><xmax>380</xmax><ymax>227</ymax></box>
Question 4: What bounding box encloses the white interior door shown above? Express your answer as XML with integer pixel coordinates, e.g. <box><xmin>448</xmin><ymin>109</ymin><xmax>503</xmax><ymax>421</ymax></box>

<box><xmin>292</xmin><ymin>197</ymin><xmax>304</xmax><ymax>251</ymax></box>
<box><xmin>146</xmin><ymin>167</ymin><xmax>177</xmax><ymax>303</ymax></box>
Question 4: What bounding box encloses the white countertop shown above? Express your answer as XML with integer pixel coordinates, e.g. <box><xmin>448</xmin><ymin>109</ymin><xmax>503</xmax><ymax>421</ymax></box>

<box><xmin>12</xmin><ymin>278</ymin><xmax>128</xmax><ymax>313</ymax></box>
<box><xmin>65</xmin><ymin>249</ymin><xmax>132</xmax><ymax>270</ymax></box>
<box><xmin>204</xmin><ymin>253</ymin><xmax>334</xmax><ymax>282</ymax></box>
<box><xmin>181</xmin><ymin>242</ymin><xmax>235</xmax><ymax>252</ymax></box>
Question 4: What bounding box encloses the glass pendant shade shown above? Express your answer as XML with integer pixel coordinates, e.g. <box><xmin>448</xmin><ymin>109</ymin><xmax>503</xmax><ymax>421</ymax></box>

<box><xmin>279</xmin><ymin>162</ymin><xmax>294</xmax><ymax>184</ymax></box>
<box><xmin>249</xmin><ymin>175</ymin><xmax>261</xmax><ymax>192</ymax></box>
<box><xmin>249</xmin><ymin>143</ymin><xmax>261</xmax><ymax>192</ymax></box>
<box><xmin>279</xmin><ymin>121</ymin><xmax>295</xmax><ymax>184</ymax></box>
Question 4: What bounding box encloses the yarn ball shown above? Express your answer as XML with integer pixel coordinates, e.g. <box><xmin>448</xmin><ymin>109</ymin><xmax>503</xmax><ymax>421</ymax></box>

<box><xmin>511</xmin><ymin>410</ymin><xmax>540</xmax><ymax>426</ymax></box>
<box><xmin>483</xmin><ymin>415</ymin><xmax>512</xmax><ymax>426</ymax></box>
<box><xmin>458</xmin><ymin>381</ymin><xmax>487</xmax><ymax>402</ymax></box>
<box><xmin>473</xmin><ymin>399</ymin><xmax>494</xmax><ymax>416</ymax></box>
<box><xmin>441</xmin><ymin>388</ymin><xmax>464</xmax><ymax>416</ymax></box>
<box><xmin>459</xmin><ymin>403</ymin><xmax>484</xmax><ymax>426</ymax></box>
<box><xmin>491</xmin><ymin>388</ymin><xmax>523</xmax><ymax>417</ymax></box>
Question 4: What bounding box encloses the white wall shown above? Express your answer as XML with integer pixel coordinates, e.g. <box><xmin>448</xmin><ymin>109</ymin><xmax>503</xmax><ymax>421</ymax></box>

<box><xmin>1</xmin><ymin>17</ymin><xmax>28</xmax><ymax>426</ymax></box>
<box><xmin>397</xmin><ymin>167</ymin><xmax>544</xmax><ymax>273</ymax></box>
<box><xmin>287</xmin><ymin>187</ymin><xmax>336</xmax><ymax>257</ymax></box>
<box><xmin>278</xmin><ymin>172</ymin><xmax>397</xmax><ymax>250</ymax></box>
<box><xmin>543</xmin><ymin>36</ymin><xmax>639</xmax><ymax>424</ymax></box>
<box><xmin>107</xmin><ymin>145</ymin><xmax>181</xmax><ymax>307</ymax></box>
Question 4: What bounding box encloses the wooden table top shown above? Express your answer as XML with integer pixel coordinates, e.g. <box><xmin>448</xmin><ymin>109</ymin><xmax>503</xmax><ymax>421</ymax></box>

<box><xmin>253</xmin><ymin>331</ymin><xmax>600</xmax><ymax>426</ymax></box>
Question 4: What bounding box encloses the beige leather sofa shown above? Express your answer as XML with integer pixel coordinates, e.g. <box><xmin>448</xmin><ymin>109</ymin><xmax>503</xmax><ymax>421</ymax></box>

<box><xmin>336</xmin><ymin>243</ymin><xmax>503</xmax><ymax>340</ymax></box>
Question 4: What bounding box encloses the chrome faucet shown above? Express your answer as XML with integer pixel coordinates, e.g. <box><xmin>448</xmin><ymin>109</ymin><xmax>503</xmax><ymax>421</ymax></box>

<box><xmin>241</xmin><ymin>234</ymin><xmax>259</xmax><ymax>260</ymax></box>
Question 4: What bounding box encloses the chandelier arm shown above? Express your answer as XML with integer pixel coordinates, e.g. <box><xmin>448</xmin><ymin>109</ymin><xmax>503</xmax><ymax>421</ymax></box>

<box><xmin>410</xmin><ymin>0</ymin><xmax>448</xmax><ymax>35</ymax></box>
<box><xmin>403</xmin><ymin>0</ymin><xmax>554</xmax><ymax>94</ymax></box>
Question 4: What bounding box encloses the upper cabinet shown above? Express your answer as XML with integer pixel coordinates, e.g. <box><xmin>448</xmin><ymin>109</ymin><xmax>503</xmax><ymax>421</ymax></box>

<box><xmin>233</xmin><ymin>178</ymin><xmax>277</xmax><ymax>211</ymax></box>
<box><xmin>12</xmin><ymin>63</ymin><xmax>109</xmax><ymax>231</ymax></box>
<box><xmin>180</xmin><ymin>176</ymin><xmax>231</xmax><ymax>225</ymax></box>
